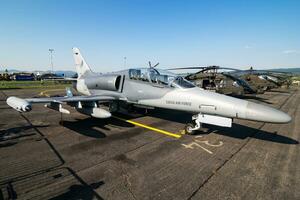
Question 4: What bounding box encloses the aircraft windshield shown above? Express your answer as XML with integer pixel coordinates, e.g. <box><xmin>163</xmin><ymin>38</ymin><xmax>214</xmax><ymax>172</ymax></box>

<box><xmin>129</xmin><ymin>68</ymin><xmax>195</xmax><ymax>89</ymax></box>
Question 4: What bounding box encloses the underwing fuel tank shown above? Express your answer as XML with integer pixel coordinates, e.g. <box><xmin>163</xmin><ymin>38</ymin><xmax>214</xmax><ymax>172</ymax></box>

<box><xmin>76</xmin><ymin>107</ymin><xmax>111</xmax><ymax>118</ymax></box>
<box><xmin>45</xmin><ymin>103</ymin><xmax>70</xmax><ymax>114</ymax></box>
<box><xmin>6</xmin><ymin>97</ymin><xmax>32</xmax><ymax>112</ymax></box>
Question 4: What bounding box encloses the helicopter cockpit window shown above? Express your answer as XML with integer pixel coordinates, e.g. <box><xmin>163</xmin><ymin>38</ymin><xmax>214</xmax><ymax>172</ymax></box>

<box><xmin>170</xmin><ymin>76</ymin><xmax>195</xmax><ymax>88</ymax></box>
<box><xmin>150</xmin><ymin>73</ymin><xmax>167</xmax><ymax>84</ymax></box>
<box><xmin>129</xmin><ymin>69</ymin><xmax>149</xmax><ymax>81</ymax></box>
<box><xmin>232</xmin><ymin>81</ymin><xmax>240</xmax><ymax>87</ymax></box>
<box><xmin>148</xmin><ymin>69</ymin><xmax>169</xmax><ymax>85</ymax></box>
<box><xmin>219</xmin><ymin>80</ymin><xmax>226</xmax><ymax>88</ymax></box>
<box><xmin>129</xmin><ymin>69</ymin><xmax>141</xmax><ymax>80</ymax></box>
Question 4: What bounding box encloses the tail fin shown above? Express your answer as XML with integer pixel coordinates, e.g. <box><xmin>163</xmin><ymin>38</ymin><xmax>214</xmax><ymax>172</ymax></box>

<box><xmin>72</xmin><ymin>47</ymin><xmax>92</xmax><ymax>78</ymax></box>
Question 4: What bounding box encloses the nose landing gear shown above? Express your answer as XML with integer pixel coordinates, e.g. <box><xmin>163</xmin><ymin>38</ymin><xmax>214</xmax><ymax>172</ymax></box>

<box><xmin>185</xmin><ymin>114</ymin><xmax>203</xmax><ymax>135</ymax></box>
<box><xmin>184</xmin><ymin>113</ymin><xmax>232</xmax><ymax>135</ymax></box>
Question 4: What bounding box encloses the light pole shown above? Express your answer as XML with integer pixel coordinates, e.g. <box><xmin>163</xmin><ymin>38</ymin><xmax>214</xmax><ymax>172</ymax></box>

<box><xmin>124</xmin><ymin>57</ymin><xmax>127</xmax><ymax>68</ymax></box>
<box><xmin>49</xmin><ymin>49</ymin><xmax>54</xmax><ymax>74</ymax></box>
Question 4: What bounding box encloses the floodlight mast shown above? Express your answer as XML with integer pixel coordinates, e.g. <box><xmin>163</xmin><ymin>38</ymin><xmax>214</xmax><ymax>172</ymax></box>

<box><xmin>124</xmin><ymin>57</ymin><xmax>127</xmax><ymax>68</ymax></box>
<box><xmin>49</xmin><ymin>49</ymin><xmax>54</xmax><ymax>74</ymax></box>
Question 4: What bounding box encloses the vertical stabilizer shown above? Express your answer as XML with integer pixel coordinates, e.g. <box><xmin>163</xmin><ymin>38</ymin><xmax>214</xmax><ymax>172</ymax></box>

<box><xmin>72</xmin><ymin>47</ymin><xmax>92</xmax><ymax>78</ymax></box>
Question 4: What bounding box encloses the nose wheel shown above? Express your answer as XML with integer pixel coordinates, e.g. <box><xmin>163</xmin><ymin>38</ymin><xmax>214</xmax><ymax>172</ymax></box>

<box><xmin>185</xmin><ymin>123</ymin><xmax>196</xmax><ymax>135</ymax></box>
<box><xmin>184</xmin><ymin>114</ymin><xmax>203</xmax><ymax>135</ymax></box>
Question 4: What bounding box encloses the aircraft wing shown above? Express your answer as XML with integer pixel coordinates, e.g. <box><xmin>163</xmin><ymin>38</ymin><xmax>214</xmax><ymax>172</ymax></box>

<box><xmin>6</xmin><ymin>95</ymin><xmax>117</xmax><ymax>113</ymax></box>
<box><xmin>25</xmin><ymin>95</ymin><xmax>115</xmax><ymax>103</ymax></box>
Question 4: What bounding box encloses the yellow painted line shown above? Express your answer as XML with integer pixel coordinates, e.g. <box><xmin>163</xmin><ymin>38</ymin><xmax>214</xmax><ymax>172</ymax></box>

<box><xmin>113</xmin><ymin>116</ymin><xmax>182</xmax><ymax>139</ymax></box>
<box><xmin>40</xmin><ymin>91</ymin><xmax>50</xmax><ymax>97</ymax></box>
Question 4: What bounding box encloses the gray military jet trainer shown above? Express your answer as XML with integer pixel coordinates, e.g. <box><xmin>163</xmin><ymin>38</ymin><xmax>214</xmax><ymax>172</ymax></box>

<box><xmin>6</xmin><ymin>48</ymin><xmax>291</xmax><ymax>134</ymax></box>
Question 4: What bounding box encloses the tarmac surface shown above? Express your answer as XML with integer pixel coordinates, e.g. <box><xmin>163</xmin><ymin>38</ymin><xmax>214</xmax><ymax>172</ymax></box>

<box><xmin>0</xmin><ymin>88</ymin><xmax>299</xmax><ymax>200</ymax></box>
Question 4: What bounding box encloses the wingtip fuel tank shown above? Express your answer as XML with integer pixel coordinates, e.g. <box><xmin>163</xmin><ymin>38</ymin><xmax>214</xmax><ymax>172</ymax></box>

<box><xmin>6</xmin><ymin>96</ymin><xmax>32</xmax><ymax>112</ymax></box>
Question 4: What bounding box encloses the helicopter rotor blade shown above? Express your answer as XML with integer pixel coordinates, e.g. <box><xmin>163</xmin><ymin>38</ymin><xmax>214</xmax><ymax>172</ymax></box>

<box><xmin>153</xmin><ymin>62</ymin><xmax>159</xmax><ymax>68</ymax></box>
<box><xmin>168</xmin><ymin>66</ymin><xmax>241</xmax><ymax>71</ymax></box>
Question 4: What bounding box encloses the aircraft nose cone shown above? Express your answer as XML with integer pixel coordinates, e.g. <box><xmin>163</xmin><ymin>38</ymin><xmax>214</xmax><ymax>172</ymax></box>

<box><xmin>245</xmin><ymin>102</ymin><xmax>291</xmax><ymax>123</ymax></box>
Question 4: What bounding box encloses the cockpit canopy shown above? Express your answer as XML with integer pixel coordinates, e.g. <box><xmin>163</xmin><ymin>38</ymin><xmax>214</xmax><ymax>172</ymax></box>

<box><xmin>129</xmin><ymin>68</ymin><xmax>195</xmax><ymax>89</ymax></box>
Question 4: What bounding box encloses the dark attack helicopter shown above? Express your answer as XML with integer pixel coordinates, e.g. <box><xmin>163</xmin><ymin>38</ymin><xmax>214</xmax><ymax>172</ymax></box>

<box><xmin>169</xmin><ymin>66</ymin><xmax>256</xmax><ymax>96</ymax></box>
<box><xmin>232</xmin><ymin>67</ymin><xmax>291</xmax><ymax>93</ymax></box>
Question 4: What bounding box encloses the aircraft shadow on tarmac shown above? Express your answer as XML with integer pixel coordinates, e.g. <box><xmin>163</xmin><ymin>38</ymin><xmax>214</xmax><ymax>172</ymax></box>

<box><xmin>269</xmin><ymin>89</ymin><xmax>292</xmax><ymax>94</ymax></box>
<box><xmin>202</xmin><ymin>123</ymin><xmax>299</xmax><ymax>145</ymax></box>
<box><xmin>60</xmin><ymin>108</ymin><xmax>298</xmax><ymax>145</ymax></box>
<box><xmin>49</xmin><ymin>167</ymin><xmax>104</xmax><ymax>200</ymax></box>
<box><xmin>129</xmin><ymin>108</ymin><xmax>298</xmax><ymax>145</ymax></box>
<box><xmin>49</xmin><ymin>184</ymin><xmax>101</xmax><ymax>200</ymax></box>
<box><xmin>0</xmin><ymin>125</ymin><xmax>48</xmax><ymax>135</ymax></box>
<box><xmin>61</xmin><ymin>116</ymin><xmax>135</xmax><ymax>138</ymax></box>
<box><xmin>145</xmin><ymin>108</ymin><xmax>191</xmax><ymax>124</ymax></box>
<box><xmin>0</xmin><ymin>141</ymin><xmax>18</xmax><ymax>148</ymax></box>
<box><xmin>4</xmin><ymin>167</ymin><xmax>104</xmax><ymax>200</ymax></box>
<box><xmin>0</xmin><ymin>125</ymin><xmax>48</xmax><ymax>141</ymax></box>
<box><xmin>0</xmin><ymin>106</ymin><xmax>11</xmax><ymax>109</ymax></box>
<box><xmin>49</xmin><ymin>181</ymin><xmax>104</xmax><ymax>200</ymax></box>
<box><xmin>0</xmin><ymin>88</ymin><xmax>22</xmax><ymax>91</ymax></box>
<box><xmin>0</xmin><ymin>125</ymin><xmax>49</xmax><ymax>148</ymax></box>
<box><xmin>238</xmin><ymin>95</ymin><xmax>273</xmax><ymax>104</ymax></box>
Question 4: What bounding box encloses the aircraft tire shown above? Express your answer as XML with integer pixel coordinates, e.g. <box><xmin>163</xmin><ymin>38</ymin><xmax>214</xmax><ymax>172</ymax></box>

<box><xmin>185</xmin><ymin>123</ymin><xmax>195</xmax><ymax>135</ymax></box>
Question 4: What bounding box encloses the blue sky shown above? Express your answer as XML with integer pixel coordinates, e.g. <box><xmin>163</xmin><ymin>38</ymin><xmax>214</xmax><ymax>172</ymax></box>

<box><xmin>0</xmin><ymin>0</ymin><xmax>299</xmax><ymax>72</ymax></box>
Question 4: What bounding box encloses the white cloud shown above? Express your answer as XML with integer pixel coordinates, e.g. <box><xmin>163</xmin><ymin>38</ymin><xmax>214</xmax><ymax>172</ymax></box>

<box><xmin>244</xmin><ymin>44</ymin><xmax>257</xmax><ymax>49</ymax></box>
<box><xmin>282</xmin><ymin>50</ymin><xmax>300</xmax><ymax>54</ymax></box>
<box><xmin>244</xmin><ymin>45</ymin><xmax>252</xmax><ymax>49</ymax></box>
